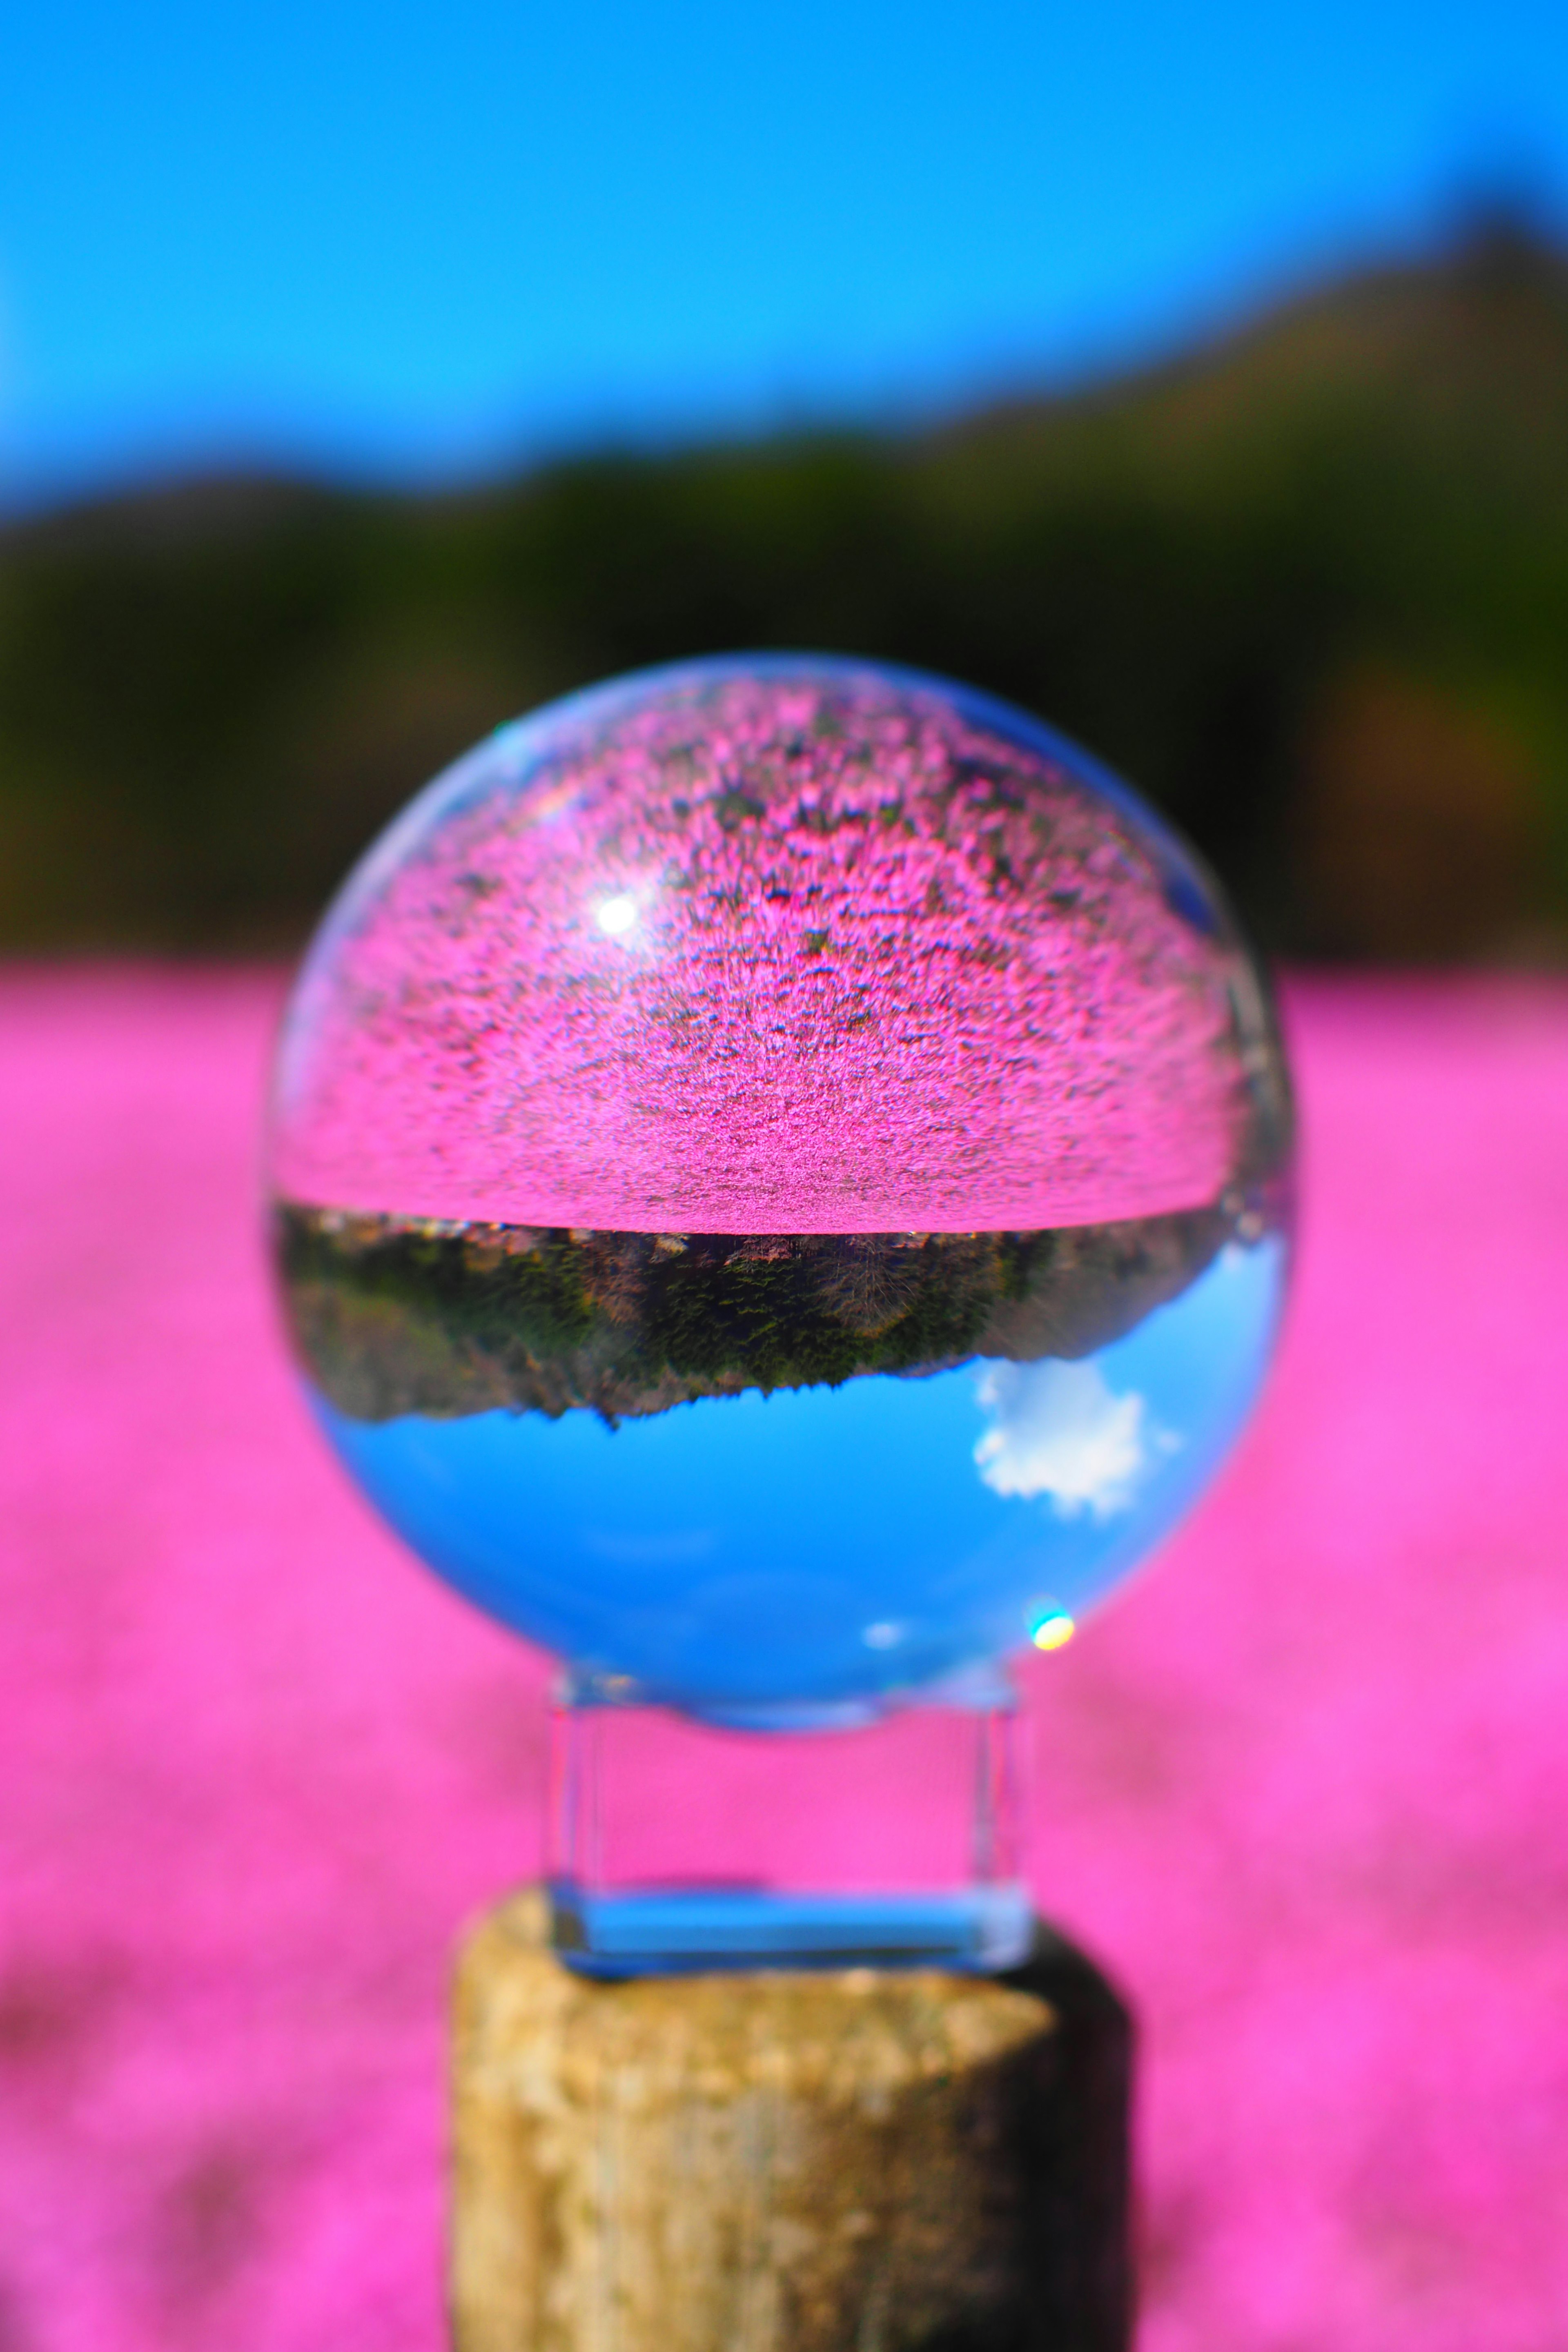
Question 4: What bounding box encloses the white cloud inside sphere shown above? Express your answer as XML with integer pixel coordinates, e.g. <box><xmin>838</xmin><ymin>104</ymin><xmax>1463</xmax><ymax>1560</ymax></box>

<box><xmin>973</xmin><ymin>1358</ymin><xmax>1171</xmax><ymax>1519</ymax></box>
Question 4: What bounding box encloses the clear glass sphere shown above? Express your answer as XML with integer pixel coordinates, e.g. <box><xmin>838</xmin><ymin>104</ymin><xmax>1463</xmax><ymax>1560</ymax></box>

<box><xmin>269</xmin><ymin>656</ymin><xmax>1292</xmax><ymax>1724</ymax></box>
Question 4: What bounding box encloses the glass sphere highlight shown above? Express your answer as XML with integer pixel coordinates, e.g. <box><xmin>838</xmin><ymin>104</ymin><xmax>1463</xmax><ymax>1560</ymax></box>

<box><xmin>269</xmin><ymin>655</ymin><xmax>1292</xmax><ymax>1724</ymax></box>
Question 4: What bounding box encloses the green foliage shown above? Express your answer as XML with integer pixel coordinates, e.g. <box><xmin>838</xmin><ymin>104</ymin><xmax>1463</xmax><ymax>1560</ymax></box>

<box><xmin>6</xmin><ymin>222</ymin><xmax>1568</xmax><ymax>957</ymax></box>
<box><xmin>272</xmin><ymin>1207</ymin><xmax>1234</xmax><ymax>1424</ymax></box>
<box><xmin>276</xmin><ymin>1213</ymin><xmax>1007</xmax><ymax>1419</ymax></box>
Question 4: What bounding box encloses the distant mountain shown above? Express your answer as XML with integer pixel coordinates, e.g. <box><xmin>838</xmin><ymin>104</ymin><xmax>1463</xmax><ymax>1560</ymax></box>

<box><xmin>940</xmin><ymin>213</ymin><xmax>1568</xmax><ymax>484</ymax></box>
<box><xmin>3</xmin><ymin>219</ymin><xmax>1566</xmax><ymax>959</ymax></box>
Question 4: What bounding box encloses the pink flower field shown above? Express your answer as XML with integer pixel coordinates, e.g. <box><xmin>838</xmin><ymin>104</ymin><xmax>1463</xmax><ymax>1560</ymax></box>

<box><xmin>3</xmin><ymin>964</ymin><xmax>1568</xmax><ymax>2350</ymax></box>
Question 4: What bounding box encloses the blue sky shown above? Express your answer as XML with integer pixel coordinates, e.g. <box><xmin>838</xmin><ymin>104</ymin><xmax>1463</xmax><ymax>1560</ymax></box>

<box><xmin>2</xmin><ymin>0</ymin><xmax>1566</xmax><ymax>504</ymax></box>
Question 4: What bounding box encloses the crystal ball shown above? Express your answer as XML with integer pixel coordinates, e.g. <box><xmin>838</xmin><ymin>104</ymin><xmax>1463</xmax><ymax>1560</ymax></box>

<box><xmin>269</xmin><ymin>655</ymin><xmax>1292</xmax><ymax>1724</ymax></box>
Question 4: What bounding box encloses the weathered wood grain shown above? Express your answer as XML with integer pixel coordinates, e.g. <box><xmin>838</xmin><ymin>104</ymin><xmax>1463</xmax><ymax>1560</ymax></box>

<box><xmin>451</xmin><ymin>1890</ymin><xmax>1130</xmax><ymax>2352</ymax></box>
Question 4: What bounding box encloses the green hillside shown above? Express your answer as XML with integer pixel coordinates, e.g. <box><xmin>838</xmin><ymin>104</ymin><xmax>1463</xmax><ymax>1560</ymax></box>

<box><xmin>4</xmin><ymin>216</ymin><xmax>1567</xmax><ymax>959</ymax></box>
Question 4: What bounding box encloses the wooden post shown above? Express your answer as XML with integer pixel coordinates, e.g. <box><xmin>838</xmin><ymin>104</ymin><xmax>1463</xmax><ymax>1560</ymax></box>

<box><xmin>451</xmin><ymin>1890</ymin><xmax>1131</xmax><ymax>2352</ymax></box>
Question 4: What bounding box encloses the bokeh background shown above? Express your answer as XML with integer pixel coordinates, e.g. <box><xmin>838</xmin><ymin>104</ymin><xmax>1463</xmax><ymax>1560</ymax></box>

<box><xmin>5</xmin><ymin>4</ymin><xmax>1568</xmax><ymax>2348</ymax></box>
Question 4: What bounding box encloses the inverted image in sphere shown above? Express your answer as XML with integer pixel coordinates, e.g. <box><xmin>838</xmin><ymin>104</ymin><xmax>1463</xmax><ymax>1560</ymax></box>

<box><xmin>270</xmin><ymin>656</ymin><xmax>1292</xmax><ymax>1722</ymax></box>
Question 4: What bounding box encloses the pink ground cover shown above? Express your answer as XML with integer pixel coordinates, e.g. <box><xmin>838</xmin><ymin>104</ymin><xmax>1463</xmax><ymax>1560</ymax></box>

<box><xmin>275</xmin><ymin>665</ymin><xmax>1248</xmax><ymax>1232</ymax></box>
<box><xmin>3</xmin><ymin>964</ymin><xmax>1568</xmax><ymax>2350</ymax></box>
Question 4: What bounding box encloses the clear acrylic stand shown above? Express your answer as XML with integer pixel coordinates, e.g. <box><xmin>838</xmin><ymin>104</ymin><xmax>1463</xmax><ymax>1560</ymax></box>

<box><xmin>546</xmin><ymin>1670</ymin><xmax>1031</xmax><ymax>1977</ymax></box>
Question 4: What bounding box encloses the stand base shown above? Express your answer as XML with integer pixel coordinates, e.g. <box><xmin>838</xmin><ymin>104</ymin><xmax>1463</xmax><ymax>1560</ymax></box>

<box><xmin>452</xmin><ymin>1886</ymin><xmax>1131</xmax><ymax>2352</ymax></box>
<box><xmin>549</xmin><ymin>1879</ymin><xmax>1035</xmax><ymax>1976</ymax></box>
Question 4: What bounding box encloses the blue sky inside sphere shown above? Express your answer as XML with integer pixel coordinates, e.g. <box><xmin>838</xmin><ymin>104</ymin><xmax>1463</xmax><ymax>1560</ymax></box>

<box><xmin>1</xmin><ymin>0</ymin><xmax>1566</xmax><ymax>504</ymax></box>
